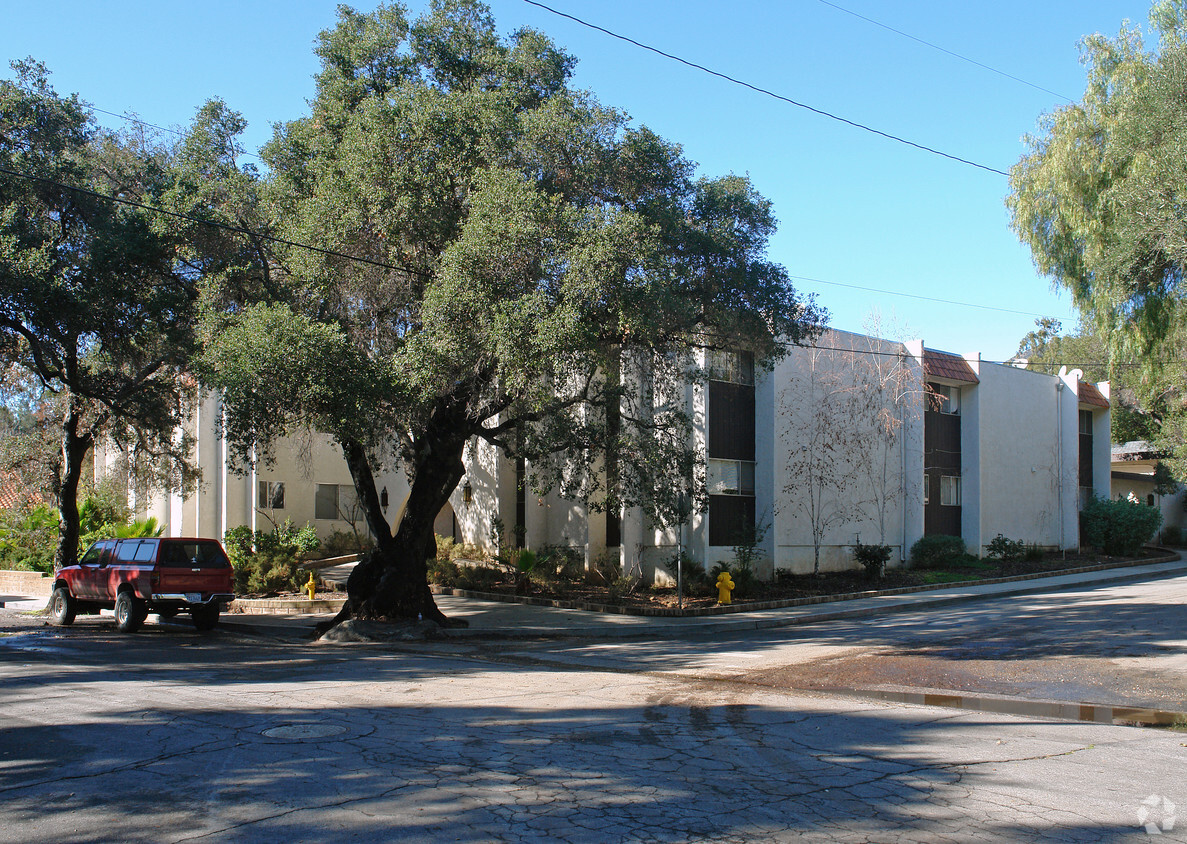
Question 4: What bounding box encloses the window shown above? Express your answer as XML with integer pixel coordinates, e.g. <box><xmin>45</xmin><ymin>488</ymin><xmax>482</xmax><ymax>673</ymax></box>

<box><xmin>315</xmin><ymin>483</ymin><xmax>358</xmax><ymax>521</ymax></box>
<box><xmin>707</xmin><ymin>349</ymin><xmax>755</xmax><ymax>385</ymax></box>
<box><xmin>1079</xmin><ymin>409</ymin><xmax>1093</xmax><ymax>435</ymax></box>
<box><xmin>923</xmin><ymin>473</ymin><xmax>930</xmax><ymax>505</ymax></box>
<box><xmin>928</xmin><ymin>383</ymin><xmax>960</xmax><ymax>415</ymax></box>
<box><xmin>258</xmin><ymin>480</ymin><xmax>285</xmax><ymax>510</ymax></box>
<box><xmin>940</xmin><ymin>475</ymin><xmax>961</xmax><ymax>507</ymax></box>
<box><xmin>707</xmin><ymin>458</ymin><xmax>756</xmax><ymax>496</ymax></box>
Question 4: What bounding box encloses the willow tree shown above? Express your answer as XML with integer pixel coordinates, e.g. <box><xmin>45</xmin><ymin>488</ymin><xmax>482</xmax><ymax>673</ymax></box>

<box><xmin>1007</xmin><ymin>1</ymin><xmax>1187</xmax><ymax>466</ymax></box>
<box><xmin>198</xmin><ymin>1</ymin><xmax>824</xmax><ymax>629</ymax></box>
<box><xmin>0</xmin><ymin>61</ymin><xmax>197</xmax><ymax>567</ymax></box>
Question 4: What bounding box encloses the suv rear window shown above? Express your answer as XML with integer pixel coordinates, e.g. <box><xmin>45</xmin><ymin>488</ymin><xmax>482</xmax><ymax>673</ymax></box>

<box><xmin>159</xmin><ymin>541</ymin><xmax>231</xmax><ymax>568</ymax></box>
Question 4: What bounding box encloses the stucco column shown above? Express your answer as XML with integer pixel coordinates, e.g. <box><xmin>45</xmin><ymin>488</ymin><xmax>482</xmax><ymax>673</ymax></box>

<box><xmin>961</xmin><ymin>353</ymin><xmax>982</xmax><ymax>555</ymax></box>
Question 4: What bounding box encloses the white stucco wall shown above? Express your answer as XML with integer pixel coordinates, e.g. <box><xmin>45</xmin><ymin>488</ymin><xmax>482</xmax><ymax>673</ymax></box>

<box><xmin>971</xmin><ymin>362</ymin><xmax>1066</xmax><ymax>552</ymax></box>
<box><xmin>767</xmin><ymin>329</ymin><xmax>912</xmax><ymax>575</ymax></box>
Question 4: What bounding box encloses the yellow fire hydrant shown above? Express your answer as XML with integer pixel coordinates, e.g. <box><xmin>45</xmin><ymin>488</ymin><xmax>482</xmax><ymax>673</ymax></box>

<box><xmin>305</xmin><ymin>571</ymin><xmax>317</xmax><ymax>600</ymax></box>
<box><xmin>716</xmin><ymin>571</ymin><xmax>734</xmax><ymax>605</ymax></box>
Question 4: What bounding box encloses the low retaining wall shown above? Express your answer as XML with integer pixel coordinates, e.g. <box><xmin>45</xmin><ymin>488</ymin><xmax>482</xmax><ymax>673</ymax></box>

<box><xmin>0</xmin><ymin>569</ymin><xmax>53</xmax><ymax>597</ymax></box>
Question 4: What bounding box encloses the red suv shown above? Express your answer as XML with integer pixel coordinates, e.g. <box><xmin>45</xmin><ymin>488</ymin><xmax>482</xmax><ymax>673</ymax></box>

<box><xmin>50</xmin><ymin>538</ymin><xmax>235</xmax><ymax>632</ymax></box>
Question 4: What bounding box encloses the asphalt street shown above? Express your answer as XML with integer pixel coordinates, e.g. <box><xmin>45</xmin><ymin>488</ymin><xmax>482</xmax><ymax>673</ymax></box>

<box><xmin>2</xmin><ymin>573</ymin><xmax>1186</xmax><ymax>842</ymax></box>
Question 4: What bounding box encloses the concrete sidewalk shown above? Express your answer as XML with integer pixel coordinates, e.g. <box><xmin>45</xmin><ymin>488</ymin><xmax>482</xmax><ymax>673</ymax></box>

<box><xmin>216</xmin><ymin>557</ymin><xmax>1187</xmax><ymax>641</ymax></box>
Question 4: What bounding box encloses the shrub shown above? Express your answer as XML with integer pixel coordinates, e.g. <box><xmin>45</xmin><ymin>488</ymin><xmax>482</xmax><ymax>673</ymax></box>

<box><xmin>1161</xmin><ymin>525</ymin><xmax>1182</xmax><ymax>546</ymax></box>
<box><xmin>659</xmin><ymin>551</ymin><xmax>710</xmax><ymax>593</ymax></box>
<box><xmin>538</xmin><ymin>544</ymin><xmax>585</xmax><ymax>579</ymax></box>
<box><xmin>1080</xmin><ymin>495</ymin><xmax>1162</xmax><ymax>557</ymax></box>
<box><xmin>233</xmin><ymin>551</ymin><xmax>306</xmax><ymax>594</ymax></box>
<box><xmin>1023</xmin><ymin>543</ymin><xmax>1045</xmax><ymax>562</ymax></box>
<box><xmin>909</xmin><ymin>534</ymin><xmax>966</xmax><ymax>569</ymax></box>
<box><xmin>852</xmin><ymin>542</ymin><xmax>892</xmax><ymax>580</ymax></box>
<box><xmin>320</xmin><ymin>528</ymin><xmax>372</xmax><ymax>557</ymax></box>
<box><xmin>985</xmin><ymin>533</ymin><xmax>1026</xmax><ymax>562</ymax></box>
<box><xmin>710</xmin><ymin>561</ymin><xmax>756</xmax><ymax>599</ymax></box>
<box><xmin>224</xmin><ymin>521</ymin><xmax>320</xmax><ymax>594</ymax></box>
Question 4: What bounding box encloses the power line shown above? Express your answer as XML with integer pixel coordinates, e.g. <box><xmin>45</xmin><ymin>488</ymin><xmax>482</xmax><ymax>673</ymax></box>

<box><xmin>522</xmin><ymin>0</ymin><xmax>1009</xmax><ymax>177</ymax></box>
<box><xmin>84</xmin><ymin>102</ymin><xmax>265</xmax><ymax>164</ymax></box>
<box><xmin>1</xmin><ymin>163</ymin><xmax>1068</xmax><ymax>329</ymax></box>
<box><xmin>816</xmin><ymin>0</ymin><xmax>1071</xmax><ymax>102</ymax></box>
<box><xmin>790</xmin><ymin>273</ymin><xmax>1060</xmax><ymax>319</ymax></box>
<box><xmin>0</xmin><ymin>164</ymin><xmax>428</xmax><ymax>278</ymax></box>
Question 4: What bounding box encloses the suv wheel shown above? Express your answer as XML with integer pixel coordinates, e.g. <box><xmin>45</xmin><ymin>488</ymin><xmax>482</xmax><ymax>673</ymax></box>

<box><xmin>49</xmin><ymin>586</ymin><xmax>76</xmax><ymax>626</ymax></box>
<box><xmin>114</xmin><ymin>592</ymin><xmax>146</xmax><ymax>633</ymax></box>
<box><xmin>192</xmin><ymin>604</ymin><xmax>220</xmax><ymax>632</ymax></box>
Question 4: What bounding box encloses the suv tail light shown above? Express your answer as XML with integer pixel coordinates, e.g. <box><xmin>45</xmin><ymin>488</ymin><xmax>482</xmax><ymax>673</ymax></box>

<box><xmin>150</xmin><ymin>572</ymin><xmax>160</xmax><ymax>588</ymax></box>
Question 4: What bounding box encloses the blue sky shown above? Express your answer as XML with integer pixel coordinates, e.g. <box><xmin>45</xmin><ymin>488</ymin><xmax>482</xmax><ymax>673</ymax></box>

<box><xmin>0</xmin><ymin>0</ymin><xmax>1157</xmax><ymax>361</ymax></box>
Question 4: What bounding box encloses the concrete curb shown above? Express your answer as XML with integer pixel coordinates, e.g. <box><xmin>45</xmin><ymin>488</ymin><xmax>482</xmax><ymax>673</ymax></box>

<box><xmin>216</xmin><ymin>557</ymin><xmax>1187</xmax><ymax>642</ymax></box>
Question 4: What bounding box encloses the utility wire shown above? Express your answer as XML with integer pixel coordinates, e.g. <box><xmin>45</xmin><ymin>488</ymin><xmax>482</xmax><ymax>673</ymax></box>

<box><xmin>0</xmin><ymin>164</ymin><xmax>428</xmax><ymax>278</ymax></box>
<box><xmin>84</xmin><ymin>102</ymin><xmax>265</xmax><ymax>163</ymax></box>
<box><xmin>816</xmin><ymin>0</ymin><xmax>1071</xmax><ymax>102</ymax></box>
<box><xmin>0</xmin><ymin>162</ymin><xmax>1067</xmax><ymax>327</ymax></box>
<box><xmin>0</xmin><ymin>156</ymin><xmax>1142</xmax><ymax>373</ymax></box>
<box><xmin>790</xmin><ymin>273</ymin><xmax>1058</xmax><ymax>319</ymax></box>
<box><xmin>522</xmin><ymin>0</ymin><xmax>1009</xmax><ymax>177</ymax></box>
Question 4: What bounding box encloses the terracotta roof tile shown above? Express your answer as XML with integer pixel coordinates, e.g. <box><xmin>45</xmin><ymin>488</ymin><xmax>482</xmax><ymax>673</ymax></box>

<box><xmin>923</xmin><ymin>349</ymin><xmax>979</xmax><ymax>384</ymax></box>
<box><xmin>1079</xmin><ymin>382</ymin><xmax>1110</xmax><ymax>408</ymax></box>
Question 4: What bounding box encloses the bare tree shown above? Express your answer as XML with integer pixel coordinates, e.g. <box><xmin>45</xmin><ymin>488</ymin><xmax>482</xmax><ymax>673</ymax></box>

<box><xmin>849</xmin><ymin>322</ymin><xmax>918</xmax><ymax>547</ymax></box>
<box><xmin>780</xmin><ymin>341</ymin><xmax>867</xmax><ymax>574</ymax></box>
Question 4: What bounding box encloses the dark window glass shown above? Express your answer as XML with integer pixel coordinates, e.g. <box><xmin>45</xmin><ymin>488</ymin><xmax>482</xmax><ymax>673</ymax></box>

<box><xmin>160</xmin><ymin>541</ymin><xmax>230</xmax><ymax>568</ymax></box>
<box><xmin>709</xmin><ymin>495</ymin><xmax>756</xmax><ymax>547</ymax></box>
<box><xmin>315</xmin><ymin>484</ymin><xmax>339</xmax><ymax>520</ymax></box>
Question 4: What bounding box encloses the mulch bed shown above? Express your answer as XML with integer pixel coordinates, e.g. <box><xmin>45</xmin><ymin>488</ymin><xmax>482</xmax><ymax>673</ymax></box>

<box><xmin>245</xmin><ymin>548</ymin><xmax>1172</xmax><ymax>611</ymax></box>
<box><xmin>429</xmin><ymin>549</ymin><xmax>1169</xmax><ymax>612</ymax></box>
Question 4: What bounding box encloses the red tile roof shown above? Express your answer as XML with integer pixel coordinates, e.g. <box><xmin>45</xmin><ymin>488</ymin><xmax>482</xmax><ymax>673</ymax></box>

<box><xmin>923</xmin><ymin>349</ymin><xmax>979</xmax><ymax>384</ymax></box>
<box><xmin>1078</xmin><ymin>382</ymin><xmax>1110</xmax><ymax>408</ymax></box>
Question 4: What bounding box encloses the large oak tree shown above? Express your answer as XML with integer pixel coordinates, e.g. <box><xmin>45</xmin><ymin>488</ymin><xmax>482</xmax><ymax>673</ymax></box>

<box><xmin>0</xmin><ymin>61</ymin><xmax>198</xmax><ymax>567</ymax></box>
<box><xmin>198</xmin><ymin>1</ymin><xmax>824</xmax><ymax>630</ymax></box>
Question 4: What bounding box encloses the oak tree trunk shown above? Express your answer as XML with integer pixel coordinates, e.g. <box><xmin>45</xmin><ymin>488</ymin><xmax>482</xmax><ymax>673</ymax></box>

<box><xmin>319</xmin><ymin>411</ymin><xmax>471</xmax><ymax>632</ymax></box>
<box><xmin>54</xmin><ymin>396</ymin><xmax>93</xmax><ymax>571</ymax></box>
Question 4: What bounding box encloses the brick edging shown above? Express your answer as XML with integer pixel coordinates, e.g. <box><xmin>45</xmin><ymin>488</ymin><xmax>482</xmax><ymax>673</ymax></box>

<box><xmin>428</xmin><ymin>551</ymin><xmax>1183</xmax><ymax>617</ymax></box>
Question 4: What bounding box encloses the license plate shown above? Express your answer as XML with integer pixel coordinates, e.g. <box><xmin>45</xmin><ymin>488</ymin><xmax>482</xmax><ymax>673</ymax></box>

<box><xmin>185</xmin><ymin>593</ymin><xmax>203</xmax><ymax>603</ymax></box>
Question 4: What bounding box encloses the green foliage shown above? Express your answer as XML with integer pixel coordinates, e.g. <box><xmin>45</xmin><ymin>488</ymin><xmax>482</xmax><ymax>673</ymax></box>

<box><xmin>321</xmin><ymin>529</ymin><xmax>373</xmax><ymax>557</ymax></box>
<box><xmin>113</xmin><ymin>517</ymin><xmax>164</xmax><ymax>538</ymax></box>
<box><xmin>233</xmin><ymin>552</ymin><xmax>307</xmax><ymax>595</ymax></box>
<box><xmin>985</xmin><ymin>533</ymin><xmax>1026</xmax><ymax>562</ymax></box>
<box><xmin>852</xmin><ymin>542</ymin><xmax>892</xmax><ymax>580</ymax></box>
<box><xmin>224</xmin><ymin>521</ymin><xmax>320</xmax><ymax>594</ymax></box>
<box><xmin>426</xmin><ymin>558</ymin><xmax>504</xmax><ymax>592</ymax></box>
<box><xmin>537</xmin><ymin>543</ymin><xmax>584</xmax><ymax>579</ymax></box>
<box><xmin>0</xmin><ymin>505</ymin><xmax>59</xmax><ymax>573</ymax></box>
<box><xmin>1007</xmin><ymin>7</ymin><xmax>1187</xmax><ymax>475</ymax></box>
<box><xmin>731</xmin><ymin>515</ymin><xmax>770</xmax><ymax>576</ymax></box>
<box><xmin>909</xmin><ymin>535</ymin><xmax>967</xmax><ymax>569</ymax></box>
<box><xmin>0</xmin><ymin>487</ymin><xmax>168</xmax><ymax>573</ymax></box>
<box><xmin>658</xmin><ymin>550</ymin><xmax>711</xmax><ymax>594</ymax></box>
<box><xmin>1080</xmin><ymin>495</ymin><xmax>1163</xmax><ymax>556</ymax></box>
<box><xmin>193</xmin><ymin>2</ymin><xmax>824</xmax><ymax>617</ymax></box>
<box><xmin>1153</xmin><ymin>462</ymin><xmax>1179</xmax><ymax>496</ymax></box>
<box><xmin>0</xmin><ymin>60</ymin><xmax>200</xmax><ymax>568</ymax></box>
<box><xmin>1162</xmin><ymin>524</ymin><xmax>1183</xmax><ymax>545</ymax></box>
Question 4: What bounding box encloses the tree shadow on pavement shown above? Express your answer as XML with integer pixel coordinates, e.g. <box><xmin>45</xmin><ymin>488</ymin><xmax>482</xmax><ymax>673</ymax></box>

<box><xmin>0</xmin><ymin>622</ymin><xmax>1173</xmax><ymax>843</ymax></box>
